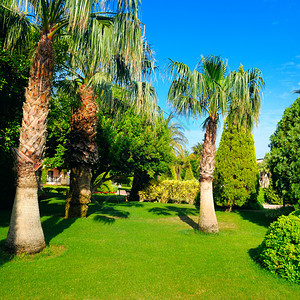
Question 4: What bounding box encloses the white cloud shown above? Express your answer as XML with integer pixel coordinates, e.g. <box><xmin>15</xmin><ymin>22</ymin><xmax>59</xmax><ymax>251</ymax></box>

<box><xmin>282</xmin><ymin>61</ymin><xmax>295</xmax><ymax>67</ymax></box>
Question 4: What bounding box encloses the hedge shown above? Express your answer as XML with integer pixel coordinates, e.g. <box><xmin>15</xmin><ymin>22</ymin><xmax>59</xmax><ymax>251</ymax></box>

<box><xmin>139</xmin><ymin>179</ymin><xmax>199</xmax><ymax>204</ymax></box>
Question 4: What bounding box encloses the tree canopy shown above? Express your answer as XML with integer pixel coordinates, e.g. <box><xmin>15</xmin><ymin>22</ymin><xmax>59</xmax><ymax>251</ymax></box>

<box><xmin>268</xmin><ymin>97</ymin><xmax>300</xmax><ymax>206</ymax></box>
<box><xmin>93</xmin><ymin>108</ymin><xmax>174</xmax><ymax>190</ymax></box>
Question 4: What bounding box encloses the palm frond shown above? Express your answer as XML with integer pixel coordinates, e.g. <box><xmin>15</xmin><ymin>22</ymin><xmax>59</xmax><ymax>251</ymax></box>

<box><xmin>1</xmin><ymin>3</ymin><xmax>34</xmax><ymax>50</ymax></box>
<box><xmin>167</xmin><ymin>59</ymin><xmax>202</xmax><ymax>117</ymax></box>
<box><xmin>229</xmin><ymin>65</ymin><xmax>264</xmax><ymax>130</ymax></box>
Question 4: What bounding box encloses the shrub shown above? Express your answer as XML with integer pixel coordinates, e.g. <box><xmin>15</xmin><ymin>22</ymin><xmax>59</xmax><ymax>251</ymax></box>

<box><xmin>42</xmin><ymin>185</ymin><xmax>69</xmax><ymax>195</ymax></box>
<box><xmin>256</xmin><ymin>213</ymin><xmax>300</xmax><ymax>284</ymax></box>
<box><xmin>264</xmin><ymin>179</ymin><xmax>283</xmax><ymax>205</ymax></box>
<box><xmin>139</xmin><ymin>179</ymin><xmax>199</xmax><ymax>204</ymax></box>
<box><xmin>97</xmin><ymin>180</ymin><xmax>114</xmax><ymax>193</ymax></box>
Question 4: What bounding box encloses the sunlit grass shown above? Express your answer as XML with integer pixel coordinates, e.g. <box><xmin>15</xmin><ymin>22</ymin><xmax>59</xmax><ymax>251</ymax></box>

<box><xmin>0</xmin><ymin>196</ymin><xmax>299</xmax><ymax>299</ymax></box>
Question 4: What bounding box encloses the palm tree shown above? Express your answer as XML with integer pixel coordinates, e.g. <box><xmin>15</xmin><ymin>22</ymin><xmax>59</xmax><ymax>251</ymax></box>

<box><xmin>192</xmin><ymin>142</ymin><xmax>203</xmax><ymax>157</ymax></box>
<box><xmin>168</xmin><ymin>56</ymin><xmax>264</xmax><ymax>233</ymax></box>
<box><xmin>3</xmin><ymin>0</ymin><xmax>140</xmax><ymax>254</ymax></box>
<box><xmin>63</xmin><ymin>12</ymin><xmax>153</xmax><ymax>217</ymax></box>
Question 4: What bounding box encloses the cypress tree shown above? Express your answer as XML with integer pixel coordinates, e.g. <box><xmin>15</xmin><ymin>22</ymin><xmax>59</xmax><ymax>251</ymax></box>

<box><xmin>184</xmin><ymin>160</ymin><xmax>195</xmax><ymax>180</ymax></box>
<box><xmin>169</xmin><ymin>165</ymin><xmax>178</xmax><ymax>180</ymax></box>
<box><xmin>213</xmin><ymin>120</ymin><xmax>258</xmax><ymax>211</ymax></box>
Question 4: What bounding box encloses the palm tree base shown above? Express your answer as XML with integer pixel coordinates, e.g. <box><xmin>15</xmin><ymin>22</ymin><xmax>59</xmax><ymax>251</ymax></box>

<box><xmin>65</xmin><ymin>166</ymin><xmax>91</xmax><ymax>218</ymax></box>
<box><xmin>198</xmin><ymin>223</ymin><xmax>219</xmax><ymax>233</ymax></box>
<box><xmin>6</xmin><ymin>186</ymin><xmax>46</xmax><ymax>254</ymax></box>
<box><xmin>198</xmin><ymin>180</ymin><xmax>219</xmax><ymax>233</ymax></box>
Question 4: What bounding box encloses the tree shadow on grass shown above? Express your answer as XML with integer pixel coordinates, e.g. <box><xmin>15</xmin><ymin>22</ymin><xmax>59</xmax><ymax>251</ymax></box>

<box><xmin>39</xmin><ymin>195</ymin><xmax>76</xmax><ymax>244</ymax></box>
<box><xmin>0</xmin><ymin>239</ymin><xmax>11</xmax><ymax>267</ymax></box>
<box><xmin>42</xmin><ymin>216</ymin><xmax>76</xmax><ymax>244</ymax></box>
<box><xmin>88</xmin><ymin>201</ymin><xmax>130</xmax><ymax>225</ymax></box>
<box><xmin>0</xmin><ymin>194</ymin><xmax>74</xmax><ymax>267</ymax></box>
<box><xmin>39</xmin><ymin>195</ymin><xmax>67</xmax><ymax>217</ymax></box>
<box><xmin>148</xmin><ymin>205</ymin><xmax>199</xmax><ymax>229</ymax></box>
<box><xmin>235</xmin><ymin>209</ymin><xmax>272</xmax><ymax>228</ymax></box>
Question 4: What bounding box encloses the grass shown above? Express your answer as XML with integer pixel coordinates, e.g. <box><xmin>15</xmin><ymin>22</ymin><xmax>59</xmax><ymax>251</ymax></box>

<box><xmin>1</xmin><ymin>195</ymin><xmax>300</xmax><ymax>299</ymax></box>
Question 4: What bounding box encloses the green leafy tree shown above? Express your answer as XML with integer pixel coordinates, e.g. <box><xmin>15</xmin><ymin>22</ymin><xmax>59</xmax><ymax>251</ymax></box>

<box><xmin>268</xmin><ymin>97</ymin><xmax>300</xmax><ymax>206</ymax></box>
<box><xmin>213</xmin><ymin>120</ymin><xmax>258</xmax><ymax>211</ymax></box>
<box><xmin>0</xmin><ymin>42</ymin><xmax>31</xmax><ymax>209</ymax></box>
<box><xmin>168</xmin><ymin>57</ymin><xmax>264</xmax><ymax>232</ymax></box>
<box><xmin>94</xmin><ymin>108</ymin><xmax>173</xmax><ymax>201</ymax></box>
<box><xmin>43</xmin><ymin>91</ymin><xmax>73</xmax><ymax>169</ymax></box>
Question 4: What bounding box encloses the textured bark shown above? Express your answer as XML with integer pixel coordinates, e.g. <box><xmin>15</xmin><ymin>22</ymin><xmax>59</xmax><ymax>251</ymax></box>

<box><xmin>65</xmin><ymin>166</ymin><xmax>91</xmax><ymax>218</ymax></box>
<box><xmin>6</xmin><ymin>35</ymin><xmax>53</xmax><ymax>253</ymax></box>
<box><xmin>65</xmin><ymin>85</ymin><xmax>98</xmax><ymax>218</ymax></box>
<box><xmin>198</xmin><ymin>119</ymin><xmax>219</xmax><ymax>233</ymax></box>
<box><xmin>6</xmin><ymin>164</ymin><xmax>46</xmax><ymax>254</ymax></box>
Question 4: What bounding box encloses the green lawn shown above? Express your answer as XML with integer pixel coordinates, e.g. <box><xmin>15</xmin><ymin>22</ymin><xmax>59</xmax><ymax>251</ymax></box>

<box><xmin>0</xmin><ymin>195</ymin><xmax>299</xmax><ymax>299</ymax></box>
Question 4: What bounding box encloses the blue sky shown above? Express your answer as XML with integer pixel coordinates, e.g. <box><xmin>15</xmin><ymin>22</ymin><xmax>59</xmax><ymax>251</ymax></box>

<box><xmin>139</xmin><ymin>0</ymin><xmax>300</xmax><ymax>158</ymax></box>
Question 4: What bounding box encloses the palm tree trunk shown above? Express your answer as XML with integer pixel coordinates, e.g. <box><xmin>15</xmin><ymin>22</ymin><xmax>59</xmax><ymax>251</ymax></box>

<box><xmin>198</xmin><ymin>119</ymin><xmax>219</xmax><ymax>233</ymax></box>
<box><xmin>65</xmin><ymin>166</ymin><xmax>92</xmax><ymax>218</ymax></box>
<box><xmin>6</xmin><ymin>35</ymin><xmax>53</xmax><ymax>254</ymax></box>
<box><xmin>65</xmin><ymin>85</ymin><xmax>98</xmax><ymax>218</ymax></box>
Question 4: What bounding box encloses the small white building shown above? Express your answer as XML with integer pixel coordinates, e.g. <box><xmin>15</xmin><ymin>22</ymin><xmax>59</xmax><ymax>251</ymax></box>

<box><xmin>46</xmin><ymin>169</ymin><xmax>70</xmax><ymax>185</ymax></box>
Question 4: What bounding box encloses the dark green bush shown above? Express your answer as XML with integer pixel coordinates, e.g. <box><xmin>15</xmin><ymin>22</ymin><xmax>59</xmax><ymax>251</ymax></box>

<box><xmin>256</xmin><ymin>213</ymin><xmax>300</xmax><ymax>284</ymax></box>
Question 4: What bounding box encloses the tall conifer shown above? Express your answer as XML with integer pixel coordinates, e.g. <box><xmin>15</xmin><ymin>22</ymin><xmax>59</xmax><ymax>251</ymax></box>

<box><xmin>213</xmin><ymin>120</ymin><xmax>258</xmax><ymax>211</ymax></box>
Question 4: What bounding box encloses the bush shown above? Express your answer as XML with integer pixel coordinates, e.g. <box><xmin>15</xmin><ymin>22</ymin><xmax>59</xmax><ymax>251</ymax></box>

<box><xmin>96</xmin><ymin>180</ymin><xmax>114</xmax><ymax>193</ymax></box>
<box><xmin>139</xmin><ymin>179</ymin><xmax>199</xmax><ymax>204</ymax></box>
<box><xmin>256</xmin><ymin>213</ymin><xmax>300</xmax><ymax>284</ymax></box>
<box><xmin>264</xmin><ymin>180</ymin><xmax>283</xmax><ymax>205</ymax></box>
<box><xmin>42</xmin><ymin>185</ymin><xmax>69</xmax><ymax>195</ymax></box>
